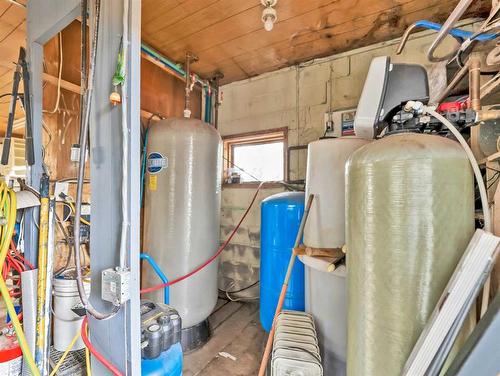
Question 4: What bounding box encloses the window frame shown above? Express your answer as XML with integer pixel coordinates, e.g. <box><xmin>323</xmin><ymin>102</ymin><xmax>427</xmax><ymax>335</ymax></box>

<box><xmin>222</xmin><ymin>127</ymin><xmax>288</xmax><ymax>188</ymax></box>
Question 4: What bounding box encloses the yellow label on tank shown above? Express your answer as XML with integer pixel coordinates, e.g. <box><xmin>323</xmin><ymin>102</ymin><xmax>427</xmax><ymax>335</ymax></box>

<box><xmin>149</xmin><ymin>175</ymin><xmax>157</xmax><ymax>191</ymax></box>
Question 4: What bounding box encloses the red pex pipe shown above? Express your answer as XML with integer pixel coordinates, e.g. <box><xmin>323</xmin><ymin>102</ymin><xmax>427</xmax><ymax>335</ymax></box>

<box><xmin>140</xmin><ymin>182</ymin><xmax>264</xmax><ymax>295</ymax></box>
<box><xmin>82</xmin><ymin>183</ymin><xmax>265</xmax><ymax>374</ymax></box>
<box><xmin>81</xmin><ymin>317</ymin><xmax>123</xmax><ymax>376</ymax></box>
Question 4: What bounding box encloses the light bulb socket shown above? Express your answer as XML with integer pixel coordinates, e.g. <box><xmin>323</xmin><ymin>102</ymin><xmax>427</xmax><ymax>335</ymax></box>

<box><xmin>261</xmin><ymin>0</ymin><xmax>277</xmax><ymax>6</ymax></box>
<box><xmin>262</xmin><ymin>7</ymin><xmax>277</xmax><ymax>30</ymax></box>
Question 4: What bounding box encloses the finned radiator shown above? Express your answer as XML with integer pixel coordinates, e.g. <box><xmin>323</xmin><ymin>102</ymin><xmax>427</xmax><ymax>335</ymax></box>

<box><xmin>272</xmin><ymin>310</ymin><xmax>323</xmax><ymax>375</ymax></box>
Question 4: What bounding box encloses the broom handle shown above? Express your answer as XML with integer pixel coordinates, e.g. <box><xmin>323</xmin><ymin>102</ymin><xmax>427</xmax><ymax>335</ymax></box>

<box><xmin>258</xmin><ymin>193</ymin><xmax>315</xmax><ymax>376</ymax></box>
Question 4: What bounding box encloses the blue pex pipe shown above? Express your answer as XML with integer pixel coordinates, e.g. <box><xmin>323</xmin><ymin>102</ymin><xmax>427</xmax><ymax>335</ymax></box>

<box><xmin>414</xmin><ymin>20</ymin><xmax>498</xmax><ymax>41</ymax></box>
<box><xmin>141</xmin><ymin>43</ymin><xmax>207</xmax><ymax>87</ymax></box>
<box><xmin>141</xmin><ymin>44</ymin><xmax>186</xmax><ymax>78</ymax></box>
<box><xmin>140</xmin><ymin>253</ymin><xmax>169</xmax><ymax>304</ymax></box>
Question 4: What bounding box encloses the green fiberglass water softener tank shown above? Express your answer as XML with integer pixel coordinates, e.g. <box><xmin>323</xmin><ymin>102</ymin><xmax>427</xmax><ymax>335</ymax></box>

<box><xmin>345</xmin><ymin>133</ymin><xmax>474</xmax><ymax>376</ymax></box>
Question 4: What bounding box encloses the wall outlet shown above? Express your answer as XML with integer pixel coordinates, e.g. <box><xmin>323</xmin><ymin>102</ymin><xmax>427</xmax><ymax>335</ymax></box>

<box><xmin>324</xmin><ymin>112</ymin><xmax>335</xmax><ymax>134</ymax></box>
<box><xmin>54</xmin><ymin>182</ymin><xmax>69</xmax><ymax>201</ymax></box>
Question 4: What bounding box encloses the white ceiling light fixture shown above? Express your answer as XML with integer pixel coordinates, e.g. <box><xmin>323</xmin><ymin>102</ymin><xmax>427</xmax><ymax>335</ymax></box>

<box><xmin>261</xmin><ymin>0</ymin><xmax>278</xmax><ymax>32</ymax></box>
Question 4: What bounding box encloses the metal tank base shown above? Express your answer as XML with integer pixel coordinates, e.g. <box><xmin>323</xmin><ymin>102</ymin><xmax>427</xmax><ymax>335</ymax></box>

<box><xmin>181</xmin><ymin>319</ymin><xmax>212</xmax><ymax>352</ymax></box>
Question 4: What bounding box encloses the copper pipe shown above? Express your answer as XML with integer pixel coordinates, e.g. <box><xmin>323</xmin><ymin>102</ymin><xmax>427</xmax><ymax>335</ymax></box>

<box><xmin>469</xmin><ymin>54</ymin><xmax>481</xmax><ymax>111</ymax></box>
<box><xmin>476</xmin><ymin>110</ymin><xmax>500</xmax><ymax>122</ymax></box>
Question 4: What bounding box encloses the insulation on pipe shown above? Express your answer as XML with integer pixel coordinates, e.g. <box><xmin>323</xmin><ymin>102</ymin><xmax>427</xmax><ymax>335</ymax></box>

<box><xmin>345</xmin><ymin>133</ymin><xmax>474</xmax><ymax>376</ymax></box>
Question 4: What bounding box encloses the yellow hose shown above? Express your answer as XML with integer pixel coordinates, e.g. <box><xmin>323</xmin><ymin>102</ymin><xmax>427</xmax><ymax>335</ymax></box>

<box><xmin>85</xmin><ymin>346</ymin><xmax>92</xmax><ymax>375</ymax></box>
<box><xmin>0</xmin><ymin>276</ymin><xmax>39</xmax><ymax>376</ymax></box>
<box><xmin>0</xmin><ymin>184</ymin><xmax>16</xmax><ymax>265</ymax></box>
<box><xmin>0</xmin><ymin>183</ymin><xmax>40</xmax><ymax>376</ymax></box>
<box><xmin>67</xmin><ymin>201</ymin><xmax>91</xmax><ymax>226</ymax></box>
<box><xmin>49</xmin><ymin>329</ymin><xmax>81</xmax><ymax>376</ymax></box>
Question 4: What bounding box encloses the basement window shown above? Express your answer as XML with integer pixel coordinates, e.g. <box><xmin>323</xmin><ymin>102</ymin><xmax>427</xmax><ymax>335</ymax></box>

<box><xmin>223</xmin><ymin>128</ymin><xmax>287</xmax><ymax>185</ymax></box>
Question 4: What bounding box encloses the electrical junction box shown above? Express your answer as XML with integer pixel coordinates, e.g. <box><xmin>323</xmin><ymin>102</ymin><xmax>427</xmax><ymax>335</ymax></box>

<box><xmin>101</xmin><ymin>268</ymin><xmax>131</xmax><ymax>306</ymax></box>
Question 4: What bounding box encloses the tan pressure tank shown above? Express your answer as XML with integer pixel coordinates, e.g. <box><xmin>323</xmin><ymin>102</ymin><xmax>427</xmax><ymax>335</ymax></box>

<box><xmin>143</xmin><ymin>118</ymin><xmax>222</xmax><ymax>351</ymax></box>
<box><xmin>345</xmin><ymin>133</ymin><xmax>474</xmax><ymax>376</ymax></box>
<box><xmin>302</xmin><ymin>137</ymin><xmax>370</xmax><ymax>376</ymax></box>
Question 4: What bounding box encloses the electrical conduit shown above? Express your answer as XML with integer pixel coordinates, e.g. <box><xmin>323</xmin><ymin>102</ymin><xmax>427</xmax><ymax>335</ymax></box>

<box><xmin>74</xmin><ymin>0</ymin><xmax>119</xmax><ymax>320</ymax></box>
<box><xmin>119</xmin><ymin>0</ymin><xmax>130</xmax><ymax>271</ymax></box>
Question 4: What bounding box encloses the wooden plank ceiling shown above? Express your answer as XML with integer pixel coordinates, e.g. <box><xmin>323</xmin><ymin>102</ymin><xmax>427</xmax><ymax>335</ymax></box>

<box><xmin>142</xmin><ymin>0</ymin><xmax>489</xmax><ymax>84</ymax></box>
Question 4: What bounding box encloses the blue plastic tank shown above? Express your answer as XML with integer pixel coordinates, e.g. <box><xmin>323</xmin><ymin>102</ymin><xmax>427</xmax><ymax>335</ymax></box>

<box><xmin>141</xmin><ymin>343</ymin><xmax>183</xmax><ymax>376</ymax></box>
<box><xmin>260</xmin><ymin>192</ymin><xmax>305</xmax><ymax>332</ymax></box>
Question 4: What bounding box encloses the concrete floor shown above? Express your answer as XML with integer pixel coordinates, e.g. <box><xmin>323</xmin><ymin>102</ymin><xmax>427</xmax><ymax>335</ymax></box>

<box><xmin>183</xmin><ymin>299</ymin><xmax>266</xmax><ymax>376</ymax></box>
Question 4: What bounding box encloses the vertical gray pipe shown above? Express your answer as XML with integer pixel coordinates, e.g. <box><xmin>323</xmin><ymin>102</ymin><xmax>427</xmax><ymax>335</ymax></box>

<box><xmin>21</xmin><ymin>269</ymin><xmax>38</xmax><ymax>376</ymax></box>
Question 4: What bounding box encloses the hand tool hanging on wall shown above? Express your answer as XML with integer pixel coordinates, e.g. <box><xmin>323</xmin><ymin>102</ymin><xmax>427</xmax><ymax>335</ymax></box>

<box><xmin>1</xmin><ymin>47</ymin><xmax>35</xmax><ymax>166</ymax></box>
<box><xmin>34</xmin><ymin>174</ymin><xmax>53</xmax><ymax>375</ymax></box>
<box><xmin>258</xmin><ymin>194</ymin><xmax>315</xmax><ymax>376</ymax></box>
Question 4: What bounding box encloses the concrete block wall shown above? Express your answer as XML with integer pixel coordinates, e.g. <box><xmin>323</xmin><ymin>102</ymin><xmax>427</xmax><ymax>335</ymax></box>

<box><xmin>217</xmin><ymin>21</ymin><xmax>479</xmax><ymax>296</ymax></box>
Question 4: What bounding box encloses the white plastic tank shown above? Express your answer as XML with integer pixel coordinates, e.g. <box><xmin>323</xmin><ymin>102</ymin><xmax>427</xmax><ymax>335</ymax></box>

<box><xmin>302</xmin><ymin>137</ymin><xmax>370</xmax><ymax>376</ymax></box>
<box><xmin>304</xmin><ymin>138</ymin><xmax>369</xmax><ymax>248</ymax></box>
<box><xmin>143</xmin><ymin>118</ymin><xmax>222</xmax><ymax>338</ymax></box>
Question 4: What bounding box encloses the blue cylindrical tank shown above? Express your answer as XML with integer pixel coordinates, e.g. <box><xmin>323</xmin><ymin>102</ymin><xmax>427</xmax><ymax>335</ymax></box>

<box><xmin>260</xmin><ymin>192</ymin><xmax>305</xmax><ymax>332</ymax></box>
<box><xmin>141</xmin><ymin>343</ymin><xmax>183</xmax><ymax>376</ymax></box>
